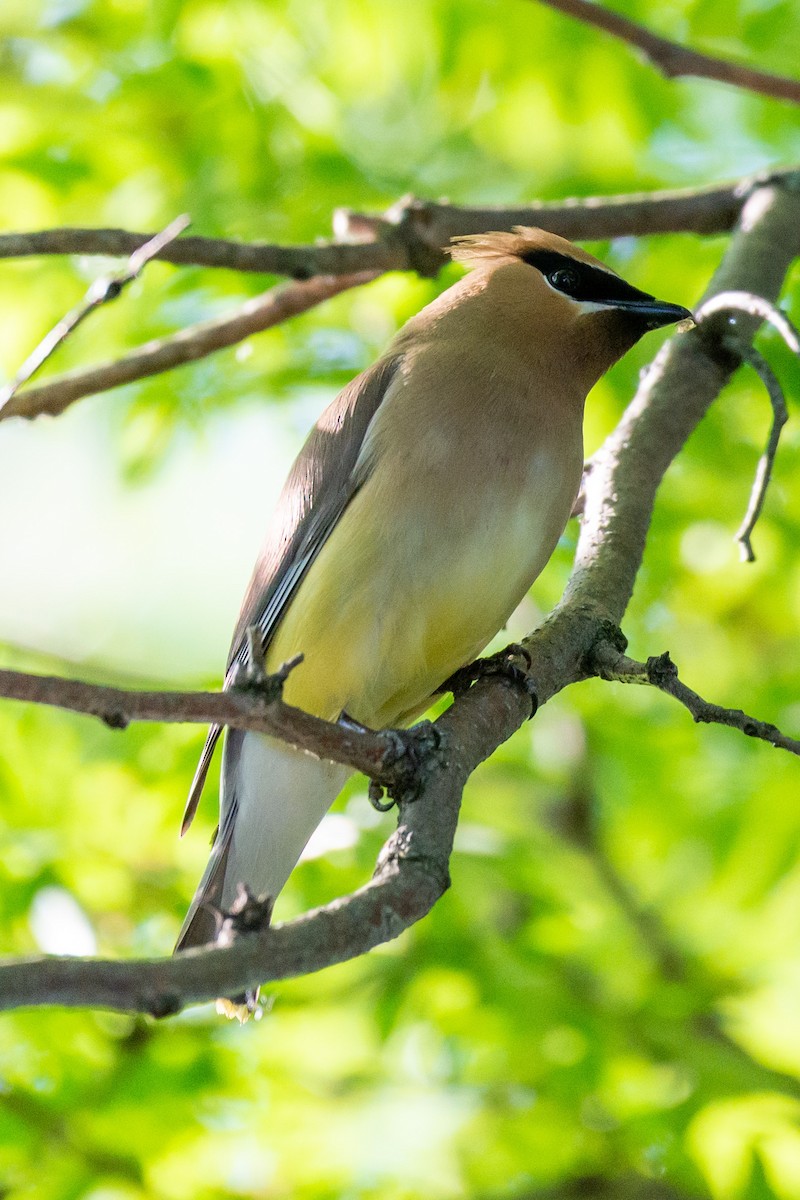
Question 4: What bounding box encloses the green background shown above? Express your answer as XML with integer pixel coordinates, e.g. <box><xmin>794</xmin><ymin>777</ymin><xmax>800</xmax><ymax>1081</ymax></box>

<box><xmin>1</xmin><ymin>0</ymin><xmax>800</xmax><ymax>1196</ymax></box>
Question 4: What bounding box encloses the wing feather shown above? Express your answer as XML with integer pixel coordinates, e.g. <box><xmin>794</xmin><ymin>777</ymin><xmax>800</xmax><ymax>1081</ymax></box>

<box><xmin>180</xmin><ymin>724</ymin><xmax>222</xmax><ymax>835</ymax></box>
<box><xmin>180</xmin><ymin>354</ymin><xmax>403</xmax><ymax>833</ymax></box>
<box><xmin>227</xmin><ymin>353</ymin><xmax>402</xmax><ymax>670</ymax></box>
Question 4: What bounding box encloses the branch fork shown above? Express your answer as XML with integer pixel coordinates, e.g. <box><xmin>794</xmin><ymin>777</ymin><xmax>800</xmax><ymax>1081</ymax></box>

<box><xmin>1</xmin><ymin>180</ymin><xmax>800</xmax><ymax>1013</ymax></box>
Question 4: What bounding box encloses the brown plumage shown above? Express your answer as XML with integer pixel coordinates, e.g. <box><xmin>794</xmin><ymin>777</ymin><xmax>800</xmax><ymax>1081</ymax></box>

<box><xmin>176</xmin><ymin>228</ymin><xmax>691</xmax><ymax>1014</ymax></box>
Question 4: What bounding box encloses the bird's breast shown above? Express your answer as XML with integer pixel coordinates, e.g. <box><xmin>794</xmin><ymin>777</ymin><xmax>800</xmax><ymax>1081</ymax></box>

<box><xmin>267</xmin><ymin>348</ymin><xmax>585</xmax><ymax>728</ymax></box>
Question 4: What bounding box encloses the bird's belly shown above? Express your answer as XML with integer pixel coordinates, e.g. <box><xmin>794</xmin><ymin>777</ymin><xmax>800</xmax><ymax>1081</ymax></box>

<box><xmin>266</xmin><ymin>446</ymin><xmax>580</xmax><ymax>729</ymax></box>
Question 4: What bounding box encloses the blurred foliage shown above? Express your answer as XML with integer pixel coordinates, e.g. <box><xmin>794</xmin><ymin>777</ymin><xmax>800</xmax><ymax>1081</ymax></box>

<box><xmin>1</xmin><ymin>0</ymin><xmax>800</xmax><ymax>1197</ymax></box>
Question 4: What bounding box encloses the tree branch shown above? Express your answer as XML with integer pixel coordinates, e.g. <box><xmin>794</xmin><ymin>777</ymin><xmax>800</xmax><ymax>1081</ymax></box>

<box><xmin>592</xmin><ymin>646</ymin><xmax>800</xmax><ymax>755</ymax></box>
<box><xmin>0</xmin><ymin>671</ymin><xmax>528</xmax><ymax>1015</ymax></box>
<box><xmin>0</xmin><ymin>665</ymin><xmax>434</xmax><ymax>792</ymax></box>
<box><xmin>3</xmin><ymin>170</ymin><xmax>798</xmax><ymax>424</ymax></box>
<box><xmin>0</xmin><ymin>271</ymin><xmax>377</xmax><ymax>421</ymax></box>
<box><xmin>531</xmin><ymin>0</ymin><xmax>800</xmax><ymax>105</ymax></box>
<box><xmin>2</xmin><ymin>168</ymin><xmax>796</xmax><ymax>277</ymax></box>
<box><xmin>0</xmin><ymin>226</ymin><xmax>410</xmax><ymax>278</ymax></box>
<box><xmin>0</xmin><ymin>215</ymin><xmax>190</xmax><ymax>416</ymax></box>
<box><xmin>1</xmin><ymin>179</ymin><xmax>799</xmax><ymax>1013</ymax></box>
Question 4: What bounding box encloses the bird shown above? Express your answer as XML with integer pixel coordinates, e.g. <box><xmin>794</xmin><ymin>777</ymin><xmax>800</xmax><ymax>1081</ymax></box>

<box><xmin>175</xmin><ymin>226</ymin><xmax>691</xmax><ymax>1011</ymax></box>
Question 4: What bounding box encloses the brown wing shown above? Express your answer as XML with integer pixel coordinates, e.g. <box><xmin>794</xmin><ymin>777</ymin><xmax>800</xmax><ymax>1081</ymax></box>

<box><xmin>180</xmin><ymin>354</ymin><xmax>403</xmax><ymax>834</ymax></box>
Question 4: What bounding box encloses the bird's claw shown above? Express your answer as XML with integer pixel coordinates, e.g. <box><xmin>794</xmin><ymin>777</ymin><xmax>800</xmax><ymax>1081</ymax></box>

<box><xmin>441</xmin><ymin>643</ymin><xmax>538</xmax><ymax>718</ymax></box>
<box><xmin>368</xmin><ymin>721</ymin><xmax>444</xmax><ymax>812</ymax></box>
<box><xmin>368</xmin><ymin>779</ymin><xmax>397</xmax><ymax>812</ymax></box>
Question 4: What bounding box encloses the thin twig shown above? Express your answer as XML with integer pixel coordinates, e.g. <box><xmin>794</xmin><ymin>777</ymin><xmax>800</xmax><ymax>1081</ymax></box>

<box><xmin>735</xmin><ymin>347</ymin><xmax>788</xmax><ymax>561</ymax></box>
<box><xmin>0</xmin><ymin>271</ymin><xmax>377</xmax><ymax>421</ymax></box>
<box><xmin>694</xmin><ymin>290</ymin><xmax>800</xmax><ymax>561</ymax></box>
<box><xmin>532</xmin><ymin>0</ymin><xmax>800</xmax><ymax>105</ymax></box>
<box><xmin>592</xmin><ymin>645</ymin><xmax>800</xmax><ymax>756</ymax></box>
<box><xmin>0</xmin><ymin>215</ymin><xmax>190</xmax><ymax>415</ymax></box>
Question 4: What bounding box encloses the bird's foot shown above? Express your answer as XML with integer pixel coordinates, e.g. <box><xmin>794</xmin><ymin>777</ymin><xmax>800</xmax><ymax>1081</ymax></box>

<box><xmin>337</xmin><ymin>712</ymin><xmax>404</xmax><ymax>811</ymax></box>
<box><xmin>213</xmin><ymin>884</ymin><xmax>273</xmax><ymax>1022</ymax></box>
<box><xmin>216</xmin><ymin>882</ymin><xmax>274</xmax><ymax>946</ymax></box>
<box><xmin>368</xmin><ymin>721</ymin><xmax>443</xmax><ymax>812</ymax></box>
<box><xmin>368</xmin><ymin>779</ymin><xmax>397</xmax><ymax>812</ymax></box>
<box><xmin>440</xmin><ymin>643</ymin><xmax>538</xmax><ymax>718</ymax></box>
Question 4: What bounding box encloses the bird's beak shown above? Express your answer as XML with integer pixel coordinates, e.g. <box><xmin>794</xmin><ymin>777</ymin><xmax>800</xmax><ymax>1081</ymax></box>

<box><xmin>612</xmin><ymin>295</ymin><xmax>695</xmax><ymax>331</ymax></box>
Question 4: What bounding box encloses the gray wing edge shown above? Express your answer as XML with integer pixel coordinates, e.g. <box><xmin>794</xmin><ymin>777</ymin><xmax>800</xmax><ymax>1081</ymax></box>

<box><xmin>180</xmin><ymin>724</ymin><xmax>222</xmax><ymax>837</ymax></box>
<box><xmin>175</xmin><ymin>728</ymin><xmax>242</xmax><ymax>950</ymax></box>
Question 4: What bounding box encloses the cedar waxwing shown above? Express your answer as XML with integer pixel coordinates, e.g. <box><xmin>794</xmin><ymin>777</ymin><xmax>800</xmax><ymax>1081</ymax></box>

<box><xmin>176</xmin><ymin>227</ymin><xmax>691</xmax><ymax>1008</ymax></box>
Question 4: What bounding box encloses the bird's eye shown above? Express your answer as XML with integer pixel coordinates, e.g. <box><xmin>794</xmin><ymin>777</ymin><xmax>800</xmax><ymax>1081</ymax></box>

<box><xmin>548</xmin><ymin>267</ymin><xmax>581</xmax><ymax>294</ymax></box>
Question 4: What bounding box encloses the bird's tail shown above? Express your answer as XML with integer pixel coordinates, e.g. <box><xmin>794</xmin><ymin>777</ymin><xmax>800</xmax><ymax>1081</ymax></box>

<box><xmin>175</xmin><ymin>729</ymin><xmax>352</xmax><ymax>1015</ymax></box>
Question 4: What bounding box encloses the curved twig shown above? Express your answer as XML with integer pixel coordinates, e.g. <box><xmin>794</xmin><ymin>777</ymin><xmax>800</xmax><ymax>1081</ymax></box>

<box><xmin>694</xmin><ymin>290</ymin><xmax>800</xmax><ymax>561</ymax></box>
<box><xmin>695</xmin><ymin>289</ymin><xmax>800</xmax><ymax>352</ymax></box>
<box><xmin>734</xmin><ymin>347</ymin><xmax>789</xmax><ymax>562</ymax></box>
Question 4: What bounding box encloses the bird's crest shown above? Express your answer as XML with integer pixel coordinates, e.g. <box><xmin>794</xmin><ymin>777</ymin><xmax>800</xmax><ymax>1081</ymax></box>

<box><xmin>450</xmin><ymin>226</ymin><xmax>616</xmax><ymax>274</ymax></box>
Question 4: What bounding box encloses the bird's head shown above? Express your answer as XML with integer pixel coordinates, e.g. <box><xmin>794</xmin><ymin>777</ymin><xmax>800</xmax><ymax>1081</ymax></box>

<box><xmin>450</xmin><ymin>226</ymin><xmax>693</xmax><ymax>381</ymax></box>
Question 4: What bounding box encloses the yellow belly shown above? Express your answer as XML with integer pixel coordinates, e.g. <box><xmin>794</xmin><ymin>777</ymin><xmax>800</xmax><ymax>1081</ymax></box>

<box><xmin>266</xmin><ymin>441</ymin><xmax>580</xmax><ymax>729</ymax></box>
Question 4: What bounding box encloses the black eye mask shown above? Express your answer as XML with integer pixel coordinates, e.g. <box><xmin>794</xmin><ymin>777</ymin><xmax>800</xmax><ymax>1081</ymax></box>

<box><xmin>521</xmin><ymin>249</ymin><xmax>657</xmax><ymax>307</ymax></box>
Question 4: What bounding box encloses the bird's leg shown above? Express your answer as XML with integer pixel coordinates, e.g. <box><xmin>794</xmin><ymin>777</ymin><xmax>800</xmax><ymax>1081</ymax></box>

<box><xmin>186</xmin><ymin>885</ymin><xmax>274</xmax><ymax>1020</ymax></box>
<box><xmin>439</xmin><ymin>643</ymin><xmax>538</xmax><ymax>718</ymax></box>
<box><xmin>337</xmin><ymin>711</ymin><xmax>402</xmax><ymax>810</ymax></box>
<box><xmin>338</xmin><ymin>709</ymin><xmax>373</xmax><ymax>735</ymax></box>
